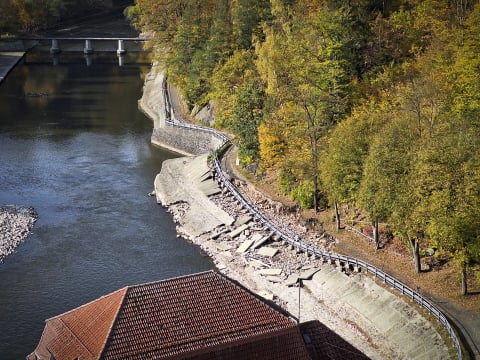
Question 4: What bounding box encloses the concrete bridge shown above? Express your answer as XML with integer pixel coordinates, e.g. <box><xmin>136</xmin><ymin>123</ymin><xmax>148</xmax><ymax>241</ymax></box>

<box><xmin>19</xmin><ymin>36</ymin><xmax>146</xmax><ymax>55</ymax></box>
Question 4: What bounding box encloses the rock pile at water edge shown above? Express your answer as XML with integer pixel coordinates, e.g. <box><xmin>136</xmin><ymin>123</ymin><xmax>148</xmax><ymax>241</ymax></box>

<box><xmin>0</xmin><ymin>206</ymin><xmax>37</xmax><ymax>263</ymax></box>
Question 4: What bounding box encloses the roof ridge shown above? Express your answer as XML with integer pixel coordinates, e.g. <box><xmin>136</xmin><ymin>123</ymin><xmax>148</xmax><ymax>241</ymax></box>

<box><xmin>56</xmin><ymin>317</ymin><xmax>96</xmax><ymax>359</ymax></box>
<box><xmin>97</xmin><ymin>287</ymin><xmax>129</xmax><ymax>360</ymax></box>
<box><xmin>162</xmin><ymin>324</ymin><xmax>302</xmax><ymax>360</ymax></box>
<box><xmin>45</xmin><ymin>286</ymin><xmax>129</xmax><ymax>321</ymax></box>
<box><xmin>152</xmin><ymin>317</ymin><xmax>296</xmax><ymax>351</ymax></box>
<box><xmin>127</xmin><ymin>270</ymin><xmax>216</xmax><ymax>289</ymax></box>
<box><xmin>213</xmin><ymin>270</ymin><xmax>296</xmax><ymax>320</ymax></box>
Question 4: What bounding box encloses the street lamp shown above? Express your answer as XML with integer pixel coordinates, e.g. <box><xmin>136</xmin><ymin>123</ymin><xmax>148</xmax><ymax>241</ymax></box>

<box><xmin>297</xmin><ymin>278</ymin><xmax>303</xmax><ymax>323</ymax></box>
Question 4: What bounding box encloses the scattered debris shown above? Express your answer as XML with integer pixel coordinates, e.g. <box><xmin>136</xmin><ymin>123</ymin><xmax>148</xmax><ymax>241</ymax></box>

<box><xmin>257</xmin><ymin>247</ymin><xmax>278</xmax><ymax>258</ymax></box>
<box><xmin>236</xmin><ymin>239</ymin><xmax>255</xmax><ymax>253</ymax></box>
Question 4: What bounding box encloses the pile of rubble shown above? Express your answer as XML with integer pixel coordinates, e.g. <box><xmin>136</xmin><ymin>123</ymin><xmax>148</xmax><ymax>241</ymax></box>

<box><xmin>163</xmin><ymin>161</ymin><xmax>339</xmax><ymax>297</ymax></box>
<box><xmin>0</xmin><ymin>206</ymin><xmax>37</xmax><ymax>263</ymax></box>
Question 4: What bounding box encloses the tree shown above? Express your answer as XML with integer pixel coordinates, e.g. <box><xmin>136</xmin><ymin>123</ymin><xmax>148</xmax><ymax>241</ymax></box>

<box><xmin>359</xmin><ymin>112</ymin><xmax>417</xmax><ymax>250</ymax></box>
<box><xmin>417</xmin><ymin>4</ymin><xmax>480</xmax><ymax>293</ymax></box>
<box><xmin>210</xmin><ymin>49</ymin><xmax>259</xmax><ymax>129</ymax></box>
<box><xmin>0</xmin><ymin>0</ymin><xmax>21</xmax><ymax>33</ymax></box>
<box><xmin>320</xmin><ymin>101</ymin><xmax>388</xmax><ymax>230</ymax></box>
<box><xmin>167</xmin><ymin>0</ymin><xmax>216</xmax><ymax>106</ymax></box>
<box><xmin>126</xmin><ymin>0</ymin><xmax>188</xmax><ymax>47</ymax></box>
<box><xmin>228</xmin><ymin>82</ymin><xmax>265</xmax><ymax>164</ymax></box>
<box><xmin>256</xmin><ymin>2</ymin><xmax>352</xmax><ymax>211</ymax></box>
<box><xmin>207</xmin><ymin>0</ymin><xmax>234</xmax><ymax>61</ymax></box>
<box><xmin>231</xmin><ymin>0</ymin><xmax>271</xmax><ymax>50</ymax></box>
<box><xmin>416</xmin><ymin>121</ymin><xmax>480</xmax><ymax>294</ymax></box>
<box><xmin>0</xmin><ymin>0</ymin><xmax>110</xmax><ymax>33</ymax></box>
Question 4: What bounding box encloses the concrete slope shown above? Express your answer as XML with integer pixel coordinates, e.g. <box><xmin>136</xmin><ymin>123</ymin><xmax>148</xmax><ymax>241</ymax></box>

<box><xmin>155</xmin><ymin>154</ymin><xmax>234</xmax><ymax>236</ymax></box>
<box><xmin>0</xmin><ymin>52</ymin><xmax>25</xmax><ymax>84</ymax></box>
<box><xmin>309</xmin><ymin>268</ymin><xmax>450</xmax><ymax>360</ymax></box>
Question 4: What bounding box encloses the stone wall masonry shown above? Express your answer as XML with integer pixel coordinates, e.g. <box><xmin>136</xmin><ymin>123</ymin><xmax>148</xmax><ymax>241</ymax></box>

<box><xmin>140</xmin><ymin>65</ymin><xmax>222</xmax><ymax>156</ymax></box>
<box><xmin>151</xmin><ymin>125</ymin><xmax>223</xmax><ymax>156</ymax></box>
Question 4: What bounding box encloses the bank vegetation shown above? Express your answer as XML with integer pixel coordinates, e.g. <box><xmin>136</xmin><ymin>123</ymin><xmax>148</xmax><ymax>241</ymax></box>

<box><xmin>127</xmin><ymin>0</ymin><xmax>480</xmax><ymax>298</ymax></box>
<box><xmin>0</xmin><ymin>0</ymin><xmax>118</xmax><ymax>34</ymax></box>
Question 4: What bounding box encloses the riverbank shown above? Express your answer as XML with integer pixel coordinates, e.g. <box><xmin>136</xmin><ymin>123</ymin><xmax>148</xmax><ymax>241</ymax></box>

<box><xmin>141</xmin><ymin>63</ymin><xmax>454</xmax><ymax>358</ymax></box>
<box><xmin>0</xmin><ymin>52</ymin><xmax>25</xmax><ymax>84</ymax></box>
<box><xmin>0</xmin><ymin>206</ymin><xmax>37</xmax><ymax>263</ymax></box>
<box><xmin>152</xmin><ymin>152</ymin><xmax>451</xmax><ymax>360</ymax></box>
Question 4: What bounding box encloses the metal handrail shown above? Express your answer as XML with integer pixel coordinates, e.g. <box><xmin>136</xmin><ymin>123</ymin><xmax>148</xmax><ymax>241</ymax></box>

<box><xmin>165</xmin><ymin>119</ymin><xmax>229</xmax><ymax>144</ymax></box>
<box><xmin>165</xmin><ymin>119</ymin><xmax>463</xmax><ymax>360</ymax></box>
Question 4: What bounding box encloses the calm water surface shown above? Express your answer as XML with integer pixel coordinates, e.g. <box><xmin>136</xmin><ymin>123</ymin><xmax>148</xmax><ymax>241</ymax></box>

<box><xmin>0</xmin><ymin>54</ymin><xmax>212</xmax><ymax>358</ymax></box>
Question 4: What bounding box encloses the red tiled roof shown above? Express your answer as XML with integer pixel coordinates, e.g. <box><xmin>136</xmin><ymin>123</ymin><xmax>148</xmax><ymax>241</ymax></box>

<box><xmin>28</xmin><ymin>287</ymin><xmax>127</xmax><ymax>360</ymax></box>
<box><xmin>29</xmin><ymin>271</ymin><xmax>312</xmax><ymax>360</ymax></box>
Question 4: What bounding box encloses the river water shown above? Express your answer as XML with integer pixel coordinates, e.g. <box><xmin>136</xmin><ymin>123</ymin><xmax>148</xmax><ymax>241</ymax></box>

<box><xmin>0</xmin><ymin>53</ymin><xmax>212</xmax><ymax>358</ymax></box>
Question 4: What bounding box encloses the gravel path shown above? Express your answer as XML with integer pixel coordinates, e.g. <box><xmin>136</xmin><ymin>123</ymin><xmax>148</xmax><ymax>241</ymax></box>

<box><xmin>0</xmin><ymin>206</ymin><xmax>37</xmax><ymax>263</ymax></box>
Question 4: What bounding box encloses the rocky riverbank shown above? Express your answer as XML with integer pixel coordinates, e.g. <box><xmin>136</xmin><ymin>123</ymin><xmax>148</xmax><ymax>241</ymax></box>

<box><xmin>153</xmin><ymin>154</ymin><xmax>451</xmax><ymax>360</ymax></box>
<box><xmin>0</xmin><ymin>205</ymin><xmax>37</xmax><ymax>263</ymax></box>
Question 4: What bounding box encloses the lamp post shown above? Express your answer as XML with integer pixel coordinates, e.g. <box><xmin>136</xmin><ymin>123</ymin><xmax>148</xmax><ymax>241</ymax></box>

<box><xmin>297</xmin><ymin>278</ymin><xmax>303</xmax><ymax>323</ymax></box>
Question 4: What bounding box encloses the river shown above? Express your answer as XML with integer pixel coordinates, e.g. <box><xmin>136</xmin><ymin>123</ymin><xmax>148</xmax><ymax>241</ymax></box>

<box><xmin>0</xmin><ymin>52</ymin><xmax>213</xmax><ymax>358</ymax></box>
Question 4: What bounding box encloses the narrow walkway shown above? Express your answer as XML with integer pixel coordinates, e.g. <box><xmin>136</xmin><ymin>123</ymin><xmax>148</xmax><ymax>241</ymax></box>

<box><xmin>428</xmin><ymin>294</ymin><xmax>480</xmax><ymax>359</ymax></box>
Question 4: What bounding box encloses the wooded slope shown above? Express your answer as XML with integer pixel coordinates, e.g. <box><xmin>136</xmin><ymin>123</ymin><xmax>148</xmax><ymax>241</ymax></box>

<box><xmin>128</xmin><ymin>0</ymin><xmax>480</xmax><ymax>296</ymax></box>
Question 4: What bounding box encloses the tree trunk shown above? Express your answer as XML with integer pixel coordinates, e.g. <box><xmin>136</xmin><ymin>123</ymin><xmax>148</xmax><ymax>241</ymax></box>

<box><xmin>461</xmin><ymin>261</ymin><xmax>468</xmax><ymax>296</ymax></box>
<box><xmin>334</xmin><ymin>201</ymin><xmax>340</xmax><ymax>231</ymax></box>
<box><xmin>313</xmin><ymin>173</ymin><xmax>318</xmax><ymax>213</ymax></box>
<box><xmin>373</xmin><ymin>220</ymin><xmax>380</xmax><ymax>250</ymax></box>
<box><xmin>304</xmin><ymin>106</ymin><xmax>319</xmax><ymax>214</ymax></box>
<box><xmin>409</xmin><ymin>236</ymin><xmax>421</xmax><ymax>274</ymax></box>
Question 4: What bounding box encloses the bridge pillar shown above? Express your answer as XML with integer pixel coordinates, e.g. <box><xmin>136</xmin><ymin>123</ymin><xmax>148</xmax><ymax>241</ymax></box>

<box><xmin>50</xmin><ymin>39</ymin><xmax>60</xmax><ymax>54</ymax></box>
<box><xmin>85</xmin><ymin>55</ymin><xmax>92</xmax><ymax>66</ymax></box>
<box><xmin>118</xmin><ymin>55</ymin><xmax>124</xmax><ymax>67</ymax></box>
<box><xmin>52</xmin><ymin>54</ymin><xmax>59</xmax><ymax>66</ymax></box>
<box><xmin>117</xmin><ymin>39</ymin><xmax>126</xmax><ymax>55</ymax></box>
<box><xmin>84</xmin><ymin>39</ymin><xmax>93</xmax><ymax>54</ymax></box>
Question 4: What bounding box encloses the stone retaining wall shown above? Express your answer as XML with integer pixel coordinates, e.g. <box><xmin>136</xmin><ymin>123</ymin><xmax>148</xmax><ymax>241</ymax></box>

<box><xmin>140</xmin><ymin>65</ymin><xmax>221</xmax><ymax>155</ymax></box>
<box><xmin>151</xmin><ymin>126</ymin><xmax>223</xmax><ymax>156</ymax></box>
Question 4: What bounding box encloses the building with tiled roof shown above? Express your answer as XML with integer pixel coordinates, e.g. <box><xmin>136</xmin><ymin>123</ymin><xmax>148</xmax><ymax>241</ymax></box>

<box><xmin>27</xmin><ymin>271</ymin><xmax>313</xmax><ymax>360</ymax></box>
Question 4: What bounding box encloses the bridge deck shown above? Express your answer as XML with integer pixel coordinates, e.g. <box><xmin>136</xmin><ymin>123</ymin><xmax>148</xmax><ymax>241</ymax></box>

<box><xmin>19</xmin><ymin>37</ymin><xmax>146</xmax><ymax>41</ymax></box>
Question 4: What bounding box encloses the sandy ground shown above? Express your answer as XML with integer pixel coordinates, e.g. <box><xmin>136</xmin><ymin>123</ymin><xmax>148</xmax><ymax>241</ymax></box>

<box><xmin>0</xmin><ymin>205</ymin><xmax>37</xmax><ymax>263</ymax></box>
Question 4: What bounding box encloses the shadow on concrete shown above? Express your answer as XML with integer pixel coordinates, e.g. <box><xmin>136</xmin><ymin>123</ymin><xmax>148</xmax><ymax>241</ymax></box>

<box><xmin>300</xmin><ymin>320</ymin><xmax>371</xmax><ymax>360</ymax></box>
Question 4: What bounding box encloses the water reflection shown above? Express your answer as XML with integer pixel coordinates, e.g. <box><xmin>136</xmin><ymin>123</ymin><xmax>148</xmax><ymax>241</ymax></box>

<box><xmin>0</xmin><ymin>53</ymin><xmax>212</xmax><ymax>359</ymax></box>
<box><xmin>26</xmin><ymin>50</ymin><xmax>151</xmax><ymax>67</ymax></box>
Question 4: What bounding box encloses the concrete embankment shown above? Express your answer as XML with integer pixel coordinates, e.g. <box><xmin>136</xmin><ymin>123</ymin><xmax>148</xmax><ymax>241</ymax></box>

<box><xmin>0</xmin><ymin>52</ymin><xmax>25</xmax><ymax>84</ymax></box>
<box><xmin>139</xmin><ymin>66</ymin><xmax>223</xmax><ymax>156</ymax></box>
<box><xmin>141</xmin><ymin>66</ymin><xmax>453</xmax><ymax>359</ymax></box>
<box><xmin>153</xmin><ymin>153</ymin><xmax>451</xmax><ymax>360</ymax></box>
<box><xmin>0</xmin><ymin>39</ymin><xmax>38</xmax><ymax>84</ymax></box>
<box><xmin>154</xmin><ymin>153</ymin><xmax>234</xmax><ymax>236</ymax></box>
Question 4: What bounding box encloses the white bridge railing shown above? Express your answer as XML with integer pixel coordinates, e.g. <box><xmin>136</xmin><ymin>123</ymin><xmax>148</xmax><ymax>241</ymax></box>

<box><xmin>19</xmin><ymin>36</ymin><xmax>145</xmax><ymax>55</ymax></box>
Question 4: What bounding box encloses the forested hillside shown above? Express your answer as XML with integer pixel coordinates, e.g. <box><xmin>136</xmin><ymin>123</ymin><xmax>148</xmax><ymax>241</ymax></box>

<box><xmin>128</xmin><ymin>0</ymin><xmax>480</xmax><ymax>296</ymax></box>
<box><xmin>0</xmin><ymin>0</ymin><xmax>118</xmax><ymax>33</ymax></box>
